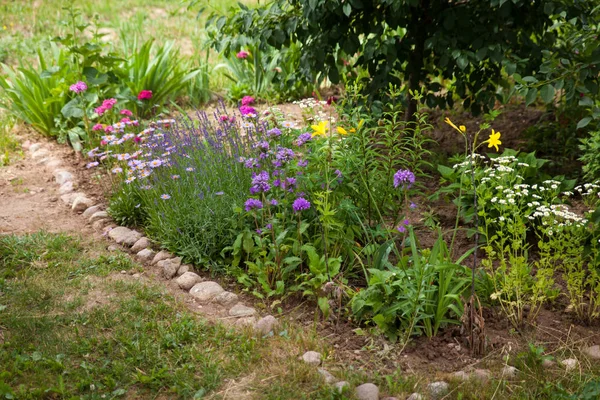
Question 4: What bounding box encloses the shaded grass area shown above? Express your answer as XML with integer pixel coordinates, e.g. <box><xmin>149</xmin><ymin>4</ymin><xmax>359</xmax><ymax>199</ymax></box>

<box><xmin>0</xmin><ymin>232</ymin><xmax>342</xmax><ymax>399</ymax></box>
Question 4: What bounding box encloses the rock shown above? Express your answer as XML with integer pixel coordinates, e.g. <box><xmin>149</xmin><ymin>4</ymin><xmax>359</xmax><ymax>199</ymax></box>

<box><xmin>542</xmin><ymin>359</ymin><xmax>555</xmax><ymax>369</ymax></box>
<box><xmin>61</xmin><ymin>192</ymin><xmax>85</xmax><ymax>206</ymax></box>
<box><xmin>472</xmin><ymin>369</ymin><xmax>491</xmax><ymax>382</ymax></box>
<box><xmin>561</xmin><ymin>358</ymin><xmax>579</xmax><ymax>372</ymax></box>
<box><xmin>82</xmin><ymin>205</ymin><xmax>101</xmax><ymax>218</ymax></box>
<box><xmin>177</xmin><ymin>264</ymin><xmax>190</xmax><ymax>276</ymax></box>
<box><xmin>152</xmin><ymin>250</ymin><xmax>173</xmax><ymax>265</ymax></box>
<box><xmin>29</xmin><ymin>143</ymin><xmax>42</xmax><ymax>152</ymax></box>
<box><xmin>584</xmin><ymin>345</ymin><xmax>600</xmax><ymax>360</ymax></box>
<box><xmin>355</xmin><ymin>383</ymin><xmax>379</xmax><ymax>400</ymax></box>
<box><xmin>108</xmin><ymin>227</ymin><xmax>143</xmax><ymax>247</ymax></box>
<box><xmin>58</xmin><ymin>181</ymin><xmax>74</xmax><ymax>194</ymax></box>
<box><xmin>406</xmin><ymin>394</ymin><xmax>423</xmax><ymax>400</ymax></box>
<box><xmin>136</xmin><ymin>248</ymin><xmax>155</xmax><ymax>262</ymax></box>
<box><xmin>235</xmin><ymin>316</ymin><xmax>257</xmax><ymax>328</ymax></box>
<box><xmin>254</xmin><ymin>315</ymin><xmax>278</xmax><ymax>335</ymax></box>
<box><xmin>131</xmin><ymin>237</ymin><xmax>152</xmax><ymax>253</ymax></box>
<box><xmin>46</xmin><ymin>159</ymin><xmax>62</xmax><ymax>169</ymax></box>
<box><xmin>72</xmin><ymin>195</ymin><xmax>94</xmax><ymax>213</ymax></box>
<box><xmin>382</xmin><ymin>398</ymin><xmax>399</xmax><ymax>400</ymax></box>
<box><xmin>132</xmin><ymin>273</ymin><xmax>141</xmax><ymax>278</ymax></box>
<box><xmin>451</xmin><ymin>371</ymin><xmax>469</xmax><ymax>381</ymax></box>
<box><xmin>92</xmin><ymin>219</ymin><xmax>111</xmax><ymax>231</ymax></box>
<box><xmin>317</xmin><ymin>368</ymin><xmax>336</xmax><ymax>384</ymax></box>
<box><xmin>175</xmin><ymin>272</ymin><xmax>202</xmax><ymax>290</ymax></box>
<box><xmin>229</xmin><ymin>303</ymin><xmax>256</xmax><ymax>317</ymax></box>
<box><xmin>31</xmin><ymin>149</ymin><xmax>50</xmax><ymax>160</ymax></box>
<box><xmin>427</xmin><ymin>381</ymin><xmax>449</xmax><ymax>399</ymax></box>
<box><xmin>89</xmin><ymin>211</ymin><xmax>109</xmax><ymax>223</ymax></box>
<box><xmin>333</xmin><ymin>381</ymin><xmax>349</xmax><ymax>393</ymax></box>
<box><xmin>158</xmin><ymin>257</ymin><xmax>182</xmax><ymax>279</ymax></box>
<box><xmin>214</xmin><ymin>291</ymin><xmax>239</xmax><ymax>307</ymax></box>
<box><xmin>189</xmin><ymin>281</ymin><xmax>225</xmax><ymax>302</ymax></box>
<box><xmin>502</xmin><ymin>366</ymin><xmax>518</xmax><ymax>379</ymax></box>
<box><xmin>107</xmin><ymin>245</ymin><xmax>119</xmax><ymax>252</ymax></box>
<box><xmin>301</xmin><ymin>351</ymin><xmax>321</xmax><ymax>366</ymax></box>
<box><xmin>54</xmin><ymin>170</ymin><xmax>74</xmax><ymax>185</ymax></box>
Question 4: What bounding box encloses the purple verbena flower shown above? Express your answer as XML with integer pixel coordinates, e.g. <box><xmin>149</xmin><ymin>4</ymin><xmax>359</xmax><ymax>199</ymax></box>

<box><xmin>244</xmin><ymin>198</ymin><xmax>263</xmax><ymax>211</ymax></box>
<box><xmin>293</xmin><ymin>197</ymin><xmax>311</xmax><ymax>212</ymax></box>
<box><xmin>393</xmin><ymin>169</ymin><xmax>415</xmax><ymax>189</ymax></box>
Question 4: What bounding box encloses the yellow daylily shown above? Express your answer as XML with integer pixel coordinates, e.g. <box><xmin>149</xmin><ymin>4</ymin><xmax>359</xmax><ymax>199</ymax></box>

<box><xmin>311</xmin><ymin>121</ymin><xmax>328</xmax><ymax>137</ymax></box>
<box><xmin>487</xmin><ymin>129</ymin><xmax>502</xmax><ymax>152</ymax></box>
<box><xmin>444</xmin><ymin>117</ymin><xmax>466</xmax><ymax>133</ymax></box>
<box><xmin>337</xmin><ymin>126</ymin><xmax>348</xmax><ymax>135</ymax></box>
<box><xmin>349</xmin><ymin>119</ymin><xmax>364</xmax><ymax>133</ymax></box>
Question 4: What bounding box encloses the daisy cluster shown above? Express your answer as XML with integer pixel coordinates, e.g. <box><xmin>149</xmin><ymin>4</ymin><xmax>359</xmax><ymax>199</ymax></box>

<box><xmin>292</xmin><ymin>98</ymin><xmax>335</xmax><ymax>123</ymax></box>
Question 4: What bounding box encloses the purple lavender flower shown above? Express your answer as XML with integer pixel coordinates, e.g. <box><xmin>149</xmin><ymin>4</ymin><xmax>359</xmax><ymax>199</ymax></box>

<box><xmin>293</xmin><ymin>197</ymin><xmax>311</xmax><ymax>212</ymax></box>
<box><xmin>251</xmin><ymin>170</ymin><xmax>271</xmax><ymax>193</ymax></box>
<box><xmin>295</xmin><ymin>132</ymin><xmax>312</xmax><ymax>146</ymax></box>
<box><xmin>267</xmin><ymin>128</ymin><xmax>282</xmax><ymax>137</ymax></box>
<box><xmin>244</xmin><ymin>198</ymin><xmax>263</xmax><ymax>211</ymax></box>
<box><xmin>69</xmin><ymin>81</ymin><xmax>87</xmax><ymax>93</ymax></box>
<box><xmin>393</xmin><ymin>169</ymin><xmax>415</xmax><ymax>189</ymax></box>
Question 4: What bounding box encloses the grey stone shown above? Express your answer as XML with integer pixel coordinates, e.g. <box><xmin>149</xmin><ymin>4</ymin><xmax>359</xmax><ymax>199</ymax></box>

<box><xmin>89</xmin><ymin>211</ymin><xmax>109</xmax><ymax>223</ymax></box>
<box><xmin>355</xmin><ymin>383</ymin><xmax>379</xmax><ymax>400</ymax></box>
<box><xmin>108</xmin><ymin>227</ymin><xmax>143</xmax><ymax>247</ymax></box>
<box><xmin>31</xmin><ymin>149</ymin><xmax>50</xmax><ymax>160</ymax></box>
<box><xmin>451</xmin><ymin>371</ymin><xmax>469</xmax><ymax>381</ymax></box>
<box><xmin>58</xmin><ymin>181</ymin><xmax>74</xmax><ymax>194</ymax></box>
<box><xmin>427</xmin><ymin>381</ymin><xmax>449</xmax><ymax>399</ymax></box>
<box><xmin>158</xmin><ymin>257</ymin><xmax>182</xmax><ymax>279</ymax></box>
<box><xmin>83</xmin><ymin>205</ymin><xmax>101</xmax><ymax>218</ymax></box>
<box><xmin>46</xmin><ymin>159</ymin><xmax>62</xmax><ymax>169</ymax></box>
<box><xmin>131</xmin><ymin>237</ymin><xmax>152</xmax><ymax>253</ymax></box>
<box><xmin>136</xmin><ymin>248</ymin><xmax>155</xmax><ymax>262</ymax></box>
<box><xmin>214</xmin><ymin>291</ymin><xmax>239</xmax><ymax>307</ymax></box>
<box><xmin>72</xmin><ymin>195</ymin><xmax>94</xmax><ymax>213</ymax></box>
<box><xmin>61</xmin><ymin>192</ymin><xmax>85</xmax><ymax>206</ymax></box>
<box><xmin>29</xmin><ymin>143</ymin><xmax>42</xmax><ymax>152</ymax></box>
<box><xmin>472</xmin><ymin>369</ymin><xmax>491</xmax><ymax>382</ymax></box>
<box><xmin>301</xmin><ymin>351</ymin><xmax>321</xmax><ymax>366</ymax></box>
<box><xmin>152</xmin><ymin>250</ymin><xmax>173</xmax><ymax>265</ymax></box>
<box><xmin>502</xmin><ymin>366</ymin><xmax>518</xmax><ymax>378</ymax></box>
<box><xmin>107</xmin><ymin>245</ymin><xmax>120</xmax><ymax>252</ymax></box>
<box><xmin>228</xmin><ymin>303</ymin><xmax>256</xmax><ymax>317</ymax></box>
<box><xmin>235</xmin><ymin>316</ymin><xmax>257</xmax><ymax>328</ymax></box>
<box><xmin>584</xmin><ymin>345</ymin><xmax>600</xmax><ymax>360</ymax></box>
<box><xmin>333</xmin><ymin>381</ymin><xmax>349</xmax><ymax>393</ymax></box>
<box><xmin>175</xmin><ymin>272</ymin><xmax>202</xmax><ymax>290</ymax></box>
<box><xmin>254</xmin><ymin>315</ymin><xmax>278</xmax><ymax>335</ymax></box>
<box><xmin>189</xmin><ymin>281</ymin><xmax>225</xmax><ymax>302</ymax></box>
<box><xmin>406</xmin><ymin>394</ymin><xmax>423</xmax><ymax>400</ymax></box>
<box><xmin>177</xmin><ymin>264</ymin><xmax>190</xmax><ymax>276</ymax></box>
<box><xmin>92</xmin><ymin>219</ymin><xmax>111</xmax><ymax>231</ymax></box>
<box><xmin>54</xmin><ymin>170</ymin><xmax>74</xmax><ymax>185</ymax></box>
<box><xmin>561</xmin><ymin>358</ymin><xmax>578</xmax><ymax>372</ymax></box>
<box><xmin>542</xmin><ymin>359</ymin><xmax>555</xmax><ymax>369</ymax></box>
<box><xmin>317</xmin><ymin>368</ymin><xmax>336</xmax><ymax>384</ymax></box>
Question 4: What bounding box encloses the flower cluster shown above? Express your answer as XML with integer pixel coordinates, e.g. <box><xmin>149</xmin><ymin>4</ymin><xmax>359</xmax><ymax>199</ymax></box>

<box><xmin>95</xmin><ymin>98</ymin><xmax>118</xmax><ymax>116</ymax></box>
<box><xmin>69</xmin><ymin>81</ymin><xmax>87</xmax><ymax>94</ymax></box>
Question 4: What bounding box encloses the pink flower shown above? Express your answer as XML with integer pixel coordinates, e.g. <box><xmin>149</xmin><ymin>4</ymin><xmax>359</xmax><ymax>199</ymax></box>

<box><xmin>239</xmin><ymin>105</ymin><xmax>257</xmax><ymax>116</ymax></box>
<box><xmin>219</xmin><ymin>115</ymin><xmax>230</xmax><ymax>122</ymax></box>
<box><xmin>241</xmin><ymin>96</ymin><xmax>255</xmax><ymax>106</ymax></box>
<box><xmin>102</xmin><ymin>98</ymin><xmax>117</xmax><ymax>108</ymax></box>
<box><xmin>104</xmin><ymin>125</ymin><xmax>114</xmax><ymax>133</ymax></box>
<box><xmin>120</xmin><ymin>117</ymin><xmax>131</xmax><ymax>123</ymax></box>
<box><xmin>236</xmin><ymin>50</ymin><xmax>249</xmax><ymax>59</ymax></box>
<box><xmin>69</xmin><ymin>81</ymin><xmax>87</xmax><ymax>94</ymax></box>
<box><xmin>138</xmin><ymin>90</ymin><xmax>153</xmax><ymax>100</ymax></box>
<box><xmin>95</xmin><ymin>106</ymin><xmax>107</xmax><ymax>115</ymax></box>
<box><xmin>92</xmin><ymin>123</ymin><xmax>104</xmax><ymax>131</ymax></box>
<box><xmin>120</xmin><ymin>109</ymin><xmax>133</xmax><ymax>116</ymax></box>
<box><xmin>134</xmin><ymin>136</ymin><xmax>142</xmax><ymax>143</ymax></box>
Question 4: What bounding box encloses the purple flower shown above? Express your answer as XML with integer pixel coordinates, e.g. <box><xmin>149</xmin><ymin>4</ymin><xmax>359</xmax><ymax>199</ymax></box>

<box><xmin>269</xmin><ymin>200</ymin><xmax>278</xmax><ymax>206</ymax></box>
<box><xmin>393</xmin><ymin>169</ymin><xmax>415</xmax><ymax>189</ymax></box>
<box><xmin>397</xmin><ymin>225</ymin><xmax>407</xmax><ymax>233</ymax></box>
<box><xmin>240</xmin><ymin>105</ymin><xmax>257</xmax><ymax>116</ymax></box>
<box><xmin>256</xmin><ymin>229</ymin><xmax>263</xmax><ymax>235</ymax></box>
<box><xmin>244</xmin><ymin>198</ymin><xmax>263</xmax><ymax>211</ymax></box>
<box><xmin>335</xmin><ymin>169</ymin><xmax>342</xmax><ymax>178</ymax></box>
<box><xmin>267</xmin><ymin>128</ymin><xmax>282</xmax><ymax>137</ymax></box>
<box><xmin>266</xmin><ymin>223</ymin><xmax>273</xmax><ymax>229</ymax></box>
<box><xmin>293</xmin><ymin>197</ymin><xmax>311</xmax><ymax>212</ymax></box>
<box><xmin>241</xmin><ymin>96</ymin><xmax>255</xmax><ymax>106</ymax></box>
<box><xmin>251</xmin><ymin>170</ymin><xmax>271</xmax><ymax>193</ymax></box>
<box><xmin>243</xmin><ymin>158</ymin><xmax>260</xmax><ymax>169</ymax></box>
<box><xmin>298</xmin><ymin>159</ymin><xmax>308</xmax><ymax>167</ymax></box>
<box><xmin>254</xmin><ymin>140</ymin><xmax>270</xmax><ymax>152</ymax></box>
<box><xmin>285</xmin><ymin>177</ymin><xmax>297</xmax><ymax>190</ymax></box>
<box><xmin>410</xmin><ymin>202</ymin><xmax>417</xmax><ymax>209</ymax></box>
<box><xmin>275</xmin><ymin>147</ymin><xmax>295</xmax><ymax>164</ymax></box>
<box><xmin>273</xmin><ymin>179</ymin><xmax>281</xmax><ymax>187</ymax></box>
<box><xmin>69</xmin><ymin>81</ymin><xmax>87</xmax><ymax>93</ymax></box>
<box><xmin>295</xmin><ymin>132</ymin><xmax>312</xmax><ymax>146</ymax></box>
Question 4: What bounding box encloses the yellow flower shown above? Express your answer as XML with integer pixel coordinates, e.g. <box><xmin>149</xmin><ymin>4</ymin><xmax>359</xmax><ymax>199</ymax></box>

<box><xmin>337</xmin><ymin>126</ymin><xmax>348</xmax><ymax>135</ymax></box>
<box><xmin>444</xmin><ymin>117</ymin><xmax>466</xmax><ymax>133</ymax></box>
<box><xmin>349</xmin><ymin>119</ymin><xmax>364</xmax><ymax>133</ymax></box>
<box><xmin>487</xmin><ymin>129</ymin><xmax>502</xmax><ymax>152</ymax></box>
<box><xmin>311</xmin><ymin>121</ymin><xmax>328</xmax><ymax>137</ymax></box>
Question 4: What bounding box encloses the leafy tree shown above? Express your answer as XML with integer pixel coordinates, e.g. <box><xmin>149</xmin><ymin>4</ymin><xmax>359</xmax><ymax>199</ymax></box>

<box><xmin>204</xmin><ymin>0</ymin><xmax>594</xmax><ymax>120</ymax></box>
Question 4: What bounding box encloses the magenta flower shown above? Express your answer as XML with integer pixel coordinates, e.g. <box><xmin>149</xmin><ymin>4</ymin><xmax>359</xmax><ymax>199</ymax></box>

<box><xmin>239</xmin><ymin>105</ymin><xmax>257</xmax><ymax>116</ymax></box>
<box><xmin>241</xmin><ymin>96</ymin><xmax>255</xmax><ymax>106</ymax></box>
<box><xmin>120</xmin><ymin>109</ymin><xmax>133</xmax><ymax>116</ymax></box>
<box><xmin>236</xmin><ymin>50</ymin><xmax>249</xmax><ymax>59</ymax></box>
<box><xmin>69</xmin><ymin>81</ymin><xmax>87</xmax><ymax>94</ymax></box>
<box><xmin>138</xmin><ymin>90</ymin><xmax>153</xmax><ymax>100</ymax></box>
<box><xmin>92</xmin><ymin>124</ymin><xmax>103</xmax><ymax>131</ymax></box>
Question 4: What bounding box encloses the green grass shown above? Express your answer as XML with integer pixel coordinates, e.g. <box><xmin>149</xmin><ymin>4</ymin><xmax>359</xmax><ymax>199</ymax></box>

<box><xmin>0</xmin><ymin>111</ymin><xmax>19</xmax><ymax>166</ymax></box>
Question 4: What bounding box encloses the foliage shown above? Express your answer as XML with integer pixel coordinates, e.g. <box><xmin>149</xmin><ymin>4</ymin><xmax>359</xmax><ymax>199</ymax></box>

<box><xmin>351</xmin><ymin>228</ymin><xmax>470</xmax><ymax>342</ymax></box>
<box><xmin>206</xmin><ymin>0</ymin><xmax>594</xmax><ymax>118</ymax></box>
<box><xmin>579</xmin><ymin>130</ymin><xmax>600</xmax><ymax>182</ymax></box>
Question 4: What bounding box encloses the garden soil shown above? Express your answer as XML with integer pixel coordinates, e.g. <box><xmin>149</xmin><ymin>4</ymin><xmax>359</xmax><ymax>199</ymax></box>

<box><xmin>2</xmin><ymin>104</ymin><xmax>600</xmax><ymax>383</ymax></box>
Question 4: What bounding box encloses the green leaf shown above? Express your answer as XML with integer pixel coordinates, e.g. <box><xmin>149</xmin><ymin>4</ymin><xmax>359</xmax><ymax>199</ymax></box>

<box><xmin>456</xmin><ymin>55</ymin><xmax>468</xmax><ymax>70</ymax></box>
<box><xmin>343</xmin><ymin>3</ymin><xmax>352</xmax><ymax>16</ymax></box>
<box><xmin>61</xmin><ymin>98</ymin><xmax>84</xmax><ymax>119</ymax></box>
<box><xmin>525</xmin><ymin>88</ymin><xmax>538</xmax><ymax>106</ymax></box>
<box><xmin>579</xmin><ymin>96</ymin><xmax>594</xmax><ymax>107</ymax></box>
<box><xmin>577</xmin><ymin>117</ymin><xmax>592</xmax><ymax>129</ymax></box>
<box><xmin>540</xmin><ymin>84</ymin><xmax>554</xmax><ymax>104</ymax></box>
